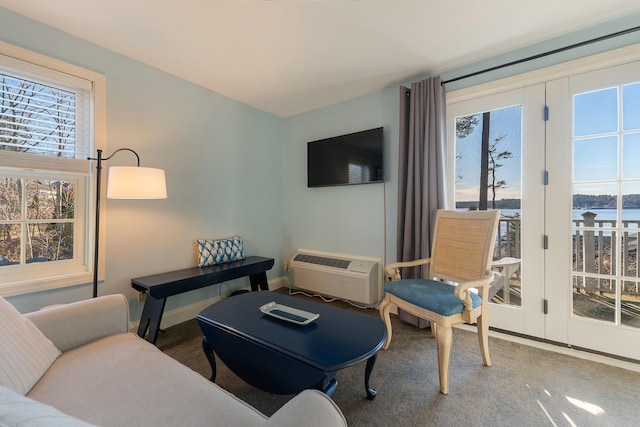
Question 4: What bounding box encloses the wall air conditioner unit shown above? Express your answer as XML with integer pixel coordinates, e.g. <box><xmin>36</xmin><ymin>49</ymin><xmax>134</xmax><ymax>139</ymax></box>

<box><xmin>288</xmin><ymin>249</ymin><xmax>381</xmax><ymax>305</ymax></box>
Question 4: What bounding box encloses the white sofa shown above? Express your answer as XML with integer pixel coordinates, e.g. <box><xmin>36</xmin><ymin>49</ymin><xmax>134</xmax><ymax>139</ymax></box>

<box><xmin>0</xmin><ymin>294</ymin><xmax>347</xmax><ymax>426</ymax></box>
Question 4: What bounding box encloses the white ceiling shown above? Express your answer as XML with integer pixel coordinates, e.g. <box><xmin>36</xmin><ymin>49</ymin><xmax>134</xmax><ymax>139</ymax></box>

<box><xmin>2</xmin><ymin>1</ymin><xmax>640</xmax><ymax>117</ymax></box>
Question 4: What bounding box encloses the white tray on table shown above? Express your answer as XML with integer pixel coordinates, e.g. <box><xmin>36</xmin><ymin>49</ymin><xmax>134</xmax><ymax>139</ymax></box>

<box><xmin>259</xmin><ymin>301</ymin><xmax>319</xmax><ymax>325</ymax></box>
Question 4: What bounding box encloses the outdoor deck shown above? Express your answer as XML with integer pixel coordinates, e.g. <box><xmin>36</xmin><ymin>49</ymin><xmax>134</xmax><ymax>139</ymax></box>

<box><xmin>493</xmin><ymin>213</ymin><xmax>640</xmax><ymax>327</ymax></box>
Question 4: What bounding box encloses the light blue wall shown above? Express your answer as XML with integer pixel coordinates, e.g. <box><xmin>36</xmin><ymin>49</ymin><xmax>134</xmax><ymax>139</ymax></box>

<box><xmin>282</xmin><ymin>87</ymin><xmax>399</xmax><ymax>268</ymax></box>
<box><xmin>0</xmin><ymin>9</ymin><xmax>284</xmax><ymax>316</ymax></box>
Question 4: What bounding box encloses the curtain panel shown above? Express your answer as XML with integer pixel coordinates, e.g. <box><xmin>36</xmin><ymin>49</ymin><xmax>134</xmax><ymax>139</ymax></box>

<box><xmin>396</xmin><ymin>77</ymin><xmax>448</xmax><ymax>279</ymax></box>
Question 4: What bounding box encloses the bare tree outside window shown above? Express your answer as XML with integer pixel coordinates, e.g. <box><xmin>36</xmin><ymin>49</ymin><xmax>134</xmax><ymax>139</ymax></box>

<box><xmin>455</xmin><ymin>112</ymin><xmax>514</xmax><ymax>210</ymax></box>
<box><xmin>0</xmin><ymin>72</ymin><xmax>78</xmax><ymax>267</ymax></box>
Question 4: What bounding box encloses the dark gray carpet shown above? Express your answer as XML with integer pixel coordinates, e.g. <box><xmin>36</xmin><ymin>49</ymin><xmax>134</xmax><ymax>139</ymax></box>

<box><xmin>158</xmin><ymin>292</ymin><xmax>640</xmax><ymax>426</ymax></box>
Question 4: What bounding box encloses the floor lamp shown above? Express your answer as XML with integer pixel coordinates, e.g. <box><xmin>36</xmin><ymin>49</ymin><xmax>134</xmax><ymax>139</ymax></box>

<box><xmin>88</xmin><ymin>148</ymin><xmax>167</xmax><ymax>298</ymax></box>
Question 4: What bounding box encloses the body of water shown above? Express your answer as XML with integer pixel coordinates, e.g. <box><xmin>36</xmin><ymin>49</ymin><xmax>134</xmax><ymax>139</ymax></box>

<box><xmin>498</xmin><ymin>208</ymin><xmax>640</xmax><ymax>222</ymax></box>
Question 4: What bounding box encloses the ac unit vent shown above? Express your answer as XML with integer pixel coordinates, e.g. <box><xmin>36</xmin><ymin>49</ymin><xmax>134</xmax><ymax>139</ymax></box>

<box><xmin>289</xmin><ymin>250</ymin><xmax>380</xmax><ymax>305</ymax></box>
<box><xmin>292</xmin><ymin>254</ymin><xmax>350</xmax><ymax>269</ymax></box>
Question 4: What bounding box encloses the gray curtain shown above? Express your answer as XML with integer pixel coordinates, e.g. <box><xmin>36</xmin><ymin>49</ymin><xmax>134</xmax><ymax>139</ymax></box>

<box><xmin>397</xmin><ymin>77</ymin><xmax>448</xmax><ymax>279</ymax></box>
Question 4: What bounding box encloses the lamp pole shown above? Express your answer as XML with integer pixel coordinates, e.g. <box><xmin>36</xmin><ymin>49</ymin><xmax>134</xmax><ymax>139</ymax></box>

<box><xmin>88</xmin><ymin>148</ymin><xmax>142</xmax><ymax>298</ymax></box>
<box><xmin>91</xmin><ymin>149</ymin><xmax>103</xmax><ymax>298</ymax></box>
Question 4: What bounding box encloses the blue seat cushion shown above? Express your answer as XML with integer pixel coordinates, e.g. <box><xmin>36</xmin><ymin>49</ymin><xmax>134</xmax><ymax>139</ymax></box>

<box><xmin>384</xmin><ymin>279</ymin><xmax>482</xmax><ymax>316</ymax></box>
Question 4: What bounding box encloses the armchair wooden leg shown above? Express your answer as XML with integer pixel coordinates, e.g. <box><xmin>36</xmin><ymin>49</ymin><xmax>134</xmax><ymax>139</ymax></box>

<box><xmin>477</xmin><ymin>313</ymin><xmax>491</xmax><ymax>367</ymax></box>
<box><xmin>379</xmin><ymin>299</ymin><xmax>393</xmax><ymax>350</ymax></box>
<box><xmin>435</xmin><ymin>323</ymin><xmax>452</xmax><ymax>395</ymax></box>
<box><xmin>429</xmin><ymin>321</ymin><xmax>437</xmax><ymax>338</ymax></box>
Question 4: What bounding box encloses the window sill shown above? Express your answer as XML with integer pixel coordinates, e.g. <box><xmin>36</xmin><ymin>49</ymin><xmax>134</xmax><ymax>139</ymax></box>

<box><xmin>0</xmin><ymin>272</ymin><xmax>94</xmax><ymax>297</ymax></box>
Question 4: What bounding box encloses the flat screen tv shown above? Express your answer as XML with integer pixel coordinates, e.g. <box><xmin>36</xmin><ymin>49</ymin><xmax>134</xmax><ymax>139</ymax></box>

<box><xmin>307</xmin><ymin>127</ymin><xmax>384</xmax><ymax>188</ymax></box>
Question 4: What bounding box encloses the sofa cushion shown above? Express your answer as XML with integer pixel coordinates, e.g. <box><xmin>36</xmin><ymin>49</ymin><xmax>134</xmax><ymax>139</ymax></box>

<box><xmin>0</xmin><ymin>385</ymin><xmax>96</xmax><ymax>426</ymax></box>
<box><xmin>25</xmin><ymin>294</ymin><xmax>130</xmax><ymax>353</ymax></box>
<box><xmin>28</xmin><ymin>333</ymin><xmax>267</xmax><ymax>427</ymax></box>
<box><xmin>0</xmin><ymin>297</ymin><xmax>61</xmax><ymax>395</ymax></box>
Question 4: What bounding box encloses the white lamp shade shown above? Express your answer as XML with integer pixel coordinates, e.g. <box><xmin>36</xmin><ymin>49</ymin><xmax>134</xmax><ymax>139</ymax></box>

<box><xmin>106</xmin><ymin>166</ymin><xmax>167</xmax><ymax>199</ymax></box>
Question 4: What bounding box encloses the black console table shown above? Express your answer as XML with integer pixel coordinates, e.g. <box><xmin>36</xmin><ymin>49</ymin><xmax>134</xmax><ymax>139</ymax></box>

<box><xmin>132</xmin><ymin>256</ymin><xmax>274</xmax><ymax>344</ymax></box>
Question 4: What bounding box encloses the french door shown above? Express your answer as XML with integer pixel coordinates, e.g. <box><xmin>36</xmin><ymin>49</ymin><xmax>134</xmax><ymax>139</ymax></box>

<box><xmin>448</xmin><ymin>56</ymin><xmax>640</xmax><ymax>360</ymax></box>
<box><xmin>546</xmin><ymin>61</ymin><xmax>640</xmax><ymax>360</ymax></box>
<box><xmin>447</xmin><ymin>85</ymin><xmax>546</xmax><ymax>337</ymax></box>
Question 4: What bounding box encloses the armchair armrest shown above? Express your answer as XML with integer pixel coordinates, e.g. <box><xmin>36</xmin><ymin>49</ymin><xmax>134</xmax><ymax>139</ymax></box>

<box><xmin>25</xmin><ymin>294</ymin><xmax>129</xmax><ymax>353</ymax></box>
<box><xmin>453</xmin><ymin>271</ymin><xmax>495</xmax><ymax>300</ymax></box>
<box><xmin>263</xmin><ymin>389</ymin><xmax>347</xmax><ymax>427</ymax></box>
<box><xmin>453</xmin><ymin>271</ymin><xmax>495</xmax><ymax>323</ymax></box>
<box><xmin>384</xmin><ymin>258</ymin><xmax>430</xmax><ymax>282</ymax></box>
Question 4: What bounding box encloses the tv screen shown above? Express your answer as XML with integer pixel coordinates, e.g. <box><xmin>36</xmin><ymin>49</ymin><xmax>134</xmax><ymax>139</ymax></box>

<box><xmin>307</xmin><ymin>127</ymin><xmax>384</xmax><ymax>188</ymax></box>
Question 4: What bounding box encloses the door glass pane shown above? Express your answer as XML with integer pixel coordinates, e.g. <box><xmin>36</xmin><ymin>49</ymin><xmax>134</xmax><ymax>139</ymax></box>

<box><xmin>621</xmin><ymin>209</ymin><xmax>640</xmax><ymax>329</ymax></box>
<box><xmin>455</xmin><ymin>106</ymin><xmax>522</xmax><ymax>306</ymax></box>
<box><xmin>623</xmin><ymin>279</ymin><xmax>640</xmax><ymax>328</ymax></box>
<box><xmin>622</xmin><ymin>182</ymin><xmax>640</xmax><ymax>223</ymax></box>
<box><xmin>623</xmin><ymin>133</ymin><xmax>640</xmax><ymax>179</ymax></box>
<box><xmin>572</xmin><ymin>227</ymin><xmax>617</xmax><ymax>275</ymax></box>
<box><xmin>573</xmin><ymin>136</ymin><xmax>618</xmax><ymax>182</ymax></box>
<box><xmin>574</xmin><ymin>87</ymin><xmax>618</xmax><ymax>136</ymax></box>
<box><xmin>573</xmin><ymin>183</ymin><xmax>618</xmax><ymax>213</ymax></box>
<box><xmin>623</xmin><ymin>83</ymin><xmax>640</xmax><ymax>131</ymax></box>
<box><xmin>572</xmin><ymin>84</ymin><xmax>640</xmax><ymax>328</ymax></box>
<box><xmin>573</xmin><ymin>278</ymin><xmax>615</xmax><ymax>323</ymax></box>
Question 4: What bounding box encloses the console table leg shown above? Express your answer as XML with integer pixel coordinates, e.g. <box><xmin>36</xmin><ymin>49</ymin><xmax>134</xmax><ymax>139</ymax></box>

<box><xmin>137</xmin><ymin>296</ymin><xmax>167</xmax><ymax>345</ymax></box>
<box><xmin>249</xmin><ymin>272</ymin><xmax>269</xmax><ymax>291</ymax></box>
<box><xmin>365</xmin><ymin>353</ymin><xmax>378</xmax><ymax>400</ymax></box>
<box><xmin>202</xmin><ymin>336</ymin><xmax>217</xmax><ymax>382</ymax></box>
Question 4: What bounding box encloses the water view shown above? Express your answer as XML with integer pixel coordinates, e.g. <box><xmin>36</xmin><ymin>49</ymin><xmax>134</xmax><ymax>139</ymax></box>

<box><xmin>463</xmin><ymin>207</ymin><xmax>640</xmax><ymax>222</ymax></box>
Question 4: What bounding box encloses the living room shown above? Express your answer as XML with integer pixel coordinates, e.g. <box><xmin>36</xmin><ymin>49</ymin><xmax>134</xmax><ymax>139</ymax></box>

<box><xmin>2</xmin><ymin>2</ymin><xmax>640</xmax><ymax>425</ymax></box>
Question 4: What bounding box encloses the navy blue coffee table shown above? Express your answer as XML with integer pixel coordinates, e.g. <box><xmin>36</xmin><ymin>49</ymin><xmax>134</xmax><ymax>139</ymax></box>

<box><xmin>197</xmin><ymin>291</ymin><xmax>386</xmax><ymax>399</ymax></box>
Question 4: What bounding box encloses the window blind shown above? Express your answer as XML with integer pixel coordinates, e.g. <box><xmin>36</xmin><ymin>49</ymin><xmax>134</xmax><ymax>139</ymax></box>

<box><xmin>0</xmin><ymin>66</ymin><xmax>91</xmax><ymax>162</ymax></box>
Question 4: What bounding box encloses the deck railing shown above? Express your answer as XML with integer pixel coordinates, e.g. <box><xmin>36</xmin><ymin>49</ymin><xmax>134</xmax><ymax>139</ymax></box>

<box><xmin>495</xmin><ymin>216</ymin><xmax>521</xmax><ymax>259</ymax></box>
<box><xmin>495</xmin><ymin>214</ymin><xmax>639</xmax><ymax>295</ymax></box>
<box><xmin>573</xmin><ymin>212</ymin><xmax>639</xmax><ymax>297</ymax></box>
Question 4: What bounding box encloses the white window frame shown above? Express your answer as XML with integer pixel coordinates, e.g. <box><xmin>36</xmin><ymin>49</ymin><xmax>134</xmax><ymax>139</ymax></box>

<box><xmin>0</xmin><ymin>42</ymin><xmax>105</xmax><ymax>297</ymax></box>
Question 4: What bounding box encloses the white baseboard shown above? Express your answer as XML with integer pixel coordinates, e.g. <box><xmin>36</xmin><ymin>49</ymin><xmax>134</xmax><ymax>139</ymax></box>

<box><xmin>128</xmin><ymin>276</ymin><xmax>286</xmax><ymax>332</ymax></box>
<box><xmin>456</xmin><ymin>323</ymin><xmax>640</xmax><ymax>373</ymax></box>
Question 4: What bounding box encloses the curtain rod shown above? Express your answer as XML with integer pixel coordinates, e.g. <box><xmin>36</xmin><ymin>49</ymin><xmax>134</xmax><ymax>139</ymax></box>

<box><xmin>441</xmin><ymin>25</ymin><xmax>640</xmax><ymax>86</ymax></box>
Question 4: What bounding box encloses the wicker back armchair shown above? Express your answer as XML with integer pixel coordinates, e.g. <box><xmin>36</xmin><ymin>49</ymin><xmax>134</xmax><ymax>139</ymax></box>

<box><xmin>380</xmin><ymin>209</ymin><xmax>500</xmax><ymax>394</ymax></box>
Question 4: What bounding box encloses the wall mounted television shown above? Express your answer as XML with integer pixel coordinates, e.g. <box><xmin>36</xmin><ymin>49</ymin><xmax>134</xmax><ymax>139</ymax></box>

<box><xmin>307</xmin><ymin>127</ymin><xmax>384</xmax><ymax>188</ymax></box>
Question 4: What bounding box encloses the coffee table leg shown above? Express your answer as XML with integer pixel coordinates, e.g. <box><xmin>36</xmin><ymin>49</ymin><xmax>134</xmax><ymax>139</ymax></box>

<box><xmin>202</xmin><ymin>336</ymin><xmax>217</xmax><ymax>382</ymax></box>
<box><xmin>321</xmin><ymin>378</ymin><xmax>338</xmax><ymax>397</ymax></box>
<box><xmin>365</xmin><ymin>353</ymin><xmax>378</xmax><ymax>400</ymax></box>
